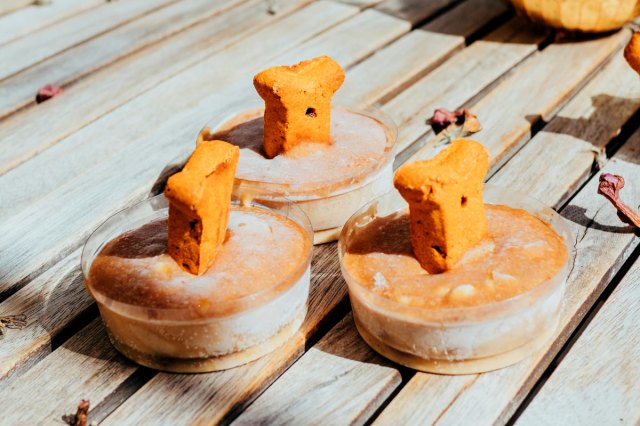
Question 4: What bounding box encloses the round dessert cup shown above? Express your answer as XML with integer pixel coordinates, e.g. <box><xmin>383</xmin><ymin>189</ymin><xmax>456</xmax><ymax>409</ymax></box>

<box><xmin>81</xmin><ymin>192</ymin><xmax>313</xmax><ymax>373</ymax></box>
<box><xmin>338</xmin><ymin>185</ymin><xmax>576</xmax><ymax>375</ymax></box>
<box><xmin>199</xmin><ymin>99</ymin><xmax>397</xmax><ymax>244</ymax></box>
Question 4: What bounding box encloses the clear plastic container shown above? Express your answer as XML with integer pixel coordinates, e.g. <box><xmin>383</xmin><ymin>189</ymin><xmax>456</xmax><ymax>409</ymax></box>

<box><xmin>338</xmin><ymin>185</ymin><xmax>575</xmax><ymax>374</ymax></box>
<box><xmin>81</xmin><ymin>192</ymin><xmax>313</xmax><ymax>373</ymax></box>
<box><xmin>199</xmin><ymin>99</ymin><xmax>397</xmax><ymax>244</ymax></box>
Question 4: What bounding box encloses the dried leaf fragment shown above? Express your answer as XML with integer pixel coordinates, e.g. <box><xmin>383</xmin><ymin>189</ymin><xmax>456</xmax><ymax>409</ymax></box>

<box><xmin>624</xmin><ymin>31</ymin><xmax>640</xmax><ymax>75</ymax></box>
<box><xmin>62</xmin><ymin>399</ymin><xmax>90</xmax><ymax>426</ymax></box>
<box><xmin>597</xmin><ymin>173</ymin><xmax>640</xmax><ymax>228</ymax></box>
<box><xmin>0</xmin><ymin>313</ymin><xmax>27</xmax><ymax>339</ymax></box>
<box><xmin>36</xmin><ymin>84</ymin><xmax>63</xmax><ymax>103</ymax></box>
<box><xmin>430</xmin><ymin>108</ymin><xmax>481</xmax><ymax>135</ymax></box>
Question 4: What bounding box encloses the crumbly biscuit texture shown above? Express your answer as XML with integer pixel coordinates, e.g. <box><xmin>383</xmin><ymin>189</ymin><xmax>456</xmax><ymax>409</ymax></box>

<box><xmin>394</xmin><ymin>139</ymin><xmax>489</xmax><ymax>273</ymax></box>
<box><xmin>624</xmin><ymin>31</ymin><xmax>640</xmax><ymax>75</ymax></box>
<box><xmin>164</xmin><ymin>140</ymin><xmax>239</xmax><ymax>275</ymax></box>
<box><xmin>253</xmin><ymin>56</ymin><xmax>345</xmax><ymax>158</ymax></box>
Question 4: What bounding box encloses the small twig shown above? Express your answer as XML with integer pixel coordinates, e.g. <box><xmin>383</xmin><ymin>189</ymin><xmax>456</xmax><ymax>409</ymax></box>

<box><xmin>0</xmin><ymin>314</ymin><xmax>27</xmax><ymax>339</ymax></box>
<box><xmin>597</xmin><ymin>173</ymin><xmax>640</xmax><ymax>228</ymax></box>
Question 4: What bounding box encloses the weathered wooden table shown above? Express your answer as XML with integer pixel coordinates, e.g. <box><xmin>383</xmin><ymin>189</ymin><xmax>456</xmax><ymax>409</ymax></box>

<box><xmin>1</xmin><ymin>0</ymin><xmax>639</xmax><ymax>424</ymax></box>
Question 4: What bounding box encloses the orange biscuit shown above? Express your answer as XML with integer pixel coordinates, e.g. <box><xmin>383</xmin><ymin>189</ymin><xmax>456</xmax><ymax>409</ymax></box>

<box><xmin>394</xmin><ymin>139</ymin><xmax>489</xmax><ymax>273</ymax></box>
<box><xmin>164</xmin><ymin>140</ymin><xmax>239</xmax><ymax>275</ymax></box>
<box><xmin>253</xmin><ymin>56</ymin><xmax>345</xmax><ymax>158</ymax></box>
<box><xmin>624</xmin><ymin>31</ymin><xmax>640</xmax><ymax>75</ymax></box>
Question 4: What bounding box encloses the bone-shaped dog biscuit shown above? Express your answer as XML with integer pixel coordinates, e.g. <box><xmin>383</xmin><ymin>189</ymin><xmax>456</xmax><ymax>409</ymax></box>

<box><xmin>253</xmin><ymin>56</ymin><xmax>345</xmax><ymax>158</ymax></box>
<box><xmin>394</xmin><ymin>139</ymin><xmax>489</xmax><ymax>273</ymax></box>
<box><xmin>164</xmin><ymin>140</ymin><xmax>239</xmax><ymax>275</ymax></box>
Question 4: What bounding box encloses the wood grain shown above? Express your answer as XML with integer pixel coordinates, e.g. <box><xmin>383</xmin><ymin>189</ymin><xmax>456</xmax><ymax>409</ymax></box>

<box><xmin>400</xmin><ymin>29</ymin><xmax>629</xmax><ymax>171</ymax></box>
<box><xmin>0</xmin><ymin>7</ymin><xmax>411</xmax><ymax>422</ymax></box>
<box><xmin>0</xmin><ymin>0</ymin><xmax>104</xmax><ymax>46</ymax></box>
<box><xmin>0</xmin><ymin>248</ymin><xmax>86</xmax><ymax>381</ymax></box>
<box><xmin>516</xmin><ymin>258</ymin><xmax>640</xmax><ymax>425</ymax></box>
<box><xmin>0</xmin><ymin>0</ymin><xmax>358</xmax><ymax>378</ymax></box>
<box><xmin>0</xmin><ymin>1</ymin><xmax>366</xmax><ymax>300</ymax></box>
<box><xmin>341</xmin><ymin>0</ymin><xmax>509</xmax><ymax>106</ymax></box>
<box><xmin>0</xmin><ymin>0</ymin><xmax>33</xmax><ymax>16</ymax></box>
<box><xmin>0</xmin><ymin>0</ymin><xmax>316</xmax><ymax>175</ymax></box>
<box><xmin>0</xmin><ymin>319</ymin><xmax>138</xmax><ymax>425</ymax></box>
<box><xmin>492</xmin><ymin>52</ymin><xmax>640</xmax><ymax>208</ymax></box>
<box><xmin>382</xmin><ymin>17</ymin><xmax>544</xmax><ymax>160</ymax></box>
<box><xmin>232</xmin><ymin>314</ymin><xmax>401</xmax><ymax>426</ymax></box>
<box><xmin>374</xmin><ymin>108</ymin><xmax>640</xmax><ymax>426</ymax></box>
<box><xmin>375</xmin><ymin>0</ymin><xmax>458</xmax><ymax>25</ymax></box>
<box><xmin>0</xmin><ymin>0</ymin><xmax>247</xmax><ymax>119</ymax></box>
<box><xmin>0</xmin><ymin>0</ymin><xmax>177</xmax><ymax>82</ymax></box>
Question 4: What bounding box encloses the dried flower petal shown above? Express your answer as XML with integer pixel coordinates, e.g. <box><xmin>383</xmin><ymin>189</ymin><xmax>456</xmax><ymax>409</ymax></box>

<box><xmin>430</xmin><ymin>108</ymin><xmax>481</xmax><ymax>135</ymax></box>
<box><xmin>62</xmin><ymin>399</ymin><xmax>90</xmax><ymax>426</ymax></box>
<box><xmin>597</xmin><ymin>173</ymin><xmax>640</xmax><ymax>228</ymax></box>
<box><xmin>36</xmin><ymin>84</ymin><xmax>63</xmax><ymax>103</ymax></box>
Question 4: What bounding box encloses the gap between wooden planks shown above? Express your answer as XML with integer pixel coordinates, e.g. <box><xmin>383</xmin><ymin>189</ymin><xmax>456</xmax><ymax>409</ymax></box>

<box><xmin>0</xmin><ymin>0</ymin><xmax>366</xmax><ymax>300</ymax></box>
<box><xmin>230</xmin><ymin>32</ymin><xmax>640</xmax><ymax>425</ymax></box>
<box><xmin>0</xmin><ymin>0</ymin><xmax>251</xmax><ymax>119</ymax></box>
<box><xmin>0</xmin><ymin>0</ymin><xmax>315</xmax><ymax>175</ymax></box>
<box><xmin>0</xmin><ymin>0</ymin><xmax>405</xmax><ymax>390</ymax></box>
<box><xmin>0</xmin><ymin>0</ymin><xmax>178</xmax><ymax>83</ymax></box>
<box><xmin>0</xmin><ymin>0</ymin><xmax>105</xmax><ymax>46</ymax></box>
<box><xmin>372</xmin><ymin>45</ymin><xmax>640</xmax><ymax>426</ymax></box>
<box><xmin>0</xmin><ymin>3</ymin><xmax>632</xmax><ymax>426</ymax></box>
<box><xmin>0</xmin><ymin>0</ymin><xmax>512</xmax><ymax>373</ymax></box>
<box><xmin>0</xmin><ymin>0</ymin><xmax>510</xmax><ymax>422</ymax></box>
<box><xmin>516</xmin><ymin>245</ymin><xmax>640</xmax><ymax>425</ymax></box>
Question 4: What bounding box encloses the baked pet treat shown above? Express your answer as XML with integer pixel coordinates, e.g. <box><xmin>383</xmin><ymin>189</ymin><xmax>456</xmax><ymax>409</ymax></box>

<box><xmin>253</xmin><ymin>56</ymin><xmax>345</xmax><ymax>158</ymax></box>
<box><xmin>624</xmin><ymin>31</ymin><xmax>640</xmax><ymax>75</ymax></box>
<box><xmin>394</xmin><ymin>139</ymin><xmax>489</xmax><ymax>273</ymax></box>
<box><xmin>164</xmin><ymin>140</ymin><xmax>239</xmax><ymax>275</ymax></box>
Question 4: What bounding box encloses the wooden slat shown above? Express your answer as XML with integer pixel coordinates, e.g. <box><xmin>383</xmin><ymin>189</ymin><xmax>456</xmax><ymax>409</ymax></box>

<box><xmin>0</xmin><ymin>0</ymin><xmax>177</xmax><ymax>82</ymax></box>
<box><xmin>232</xmin><ymin>314</ymin><xmax>401</xmax><ymax>426</ymax></box>
<box><xmin>383</xmin><ymin>17</ymin><xmax>546</xmax><ymax>162</ymax></box>
<box><xmin>375</xmin><ymin>0</ymin><xmax>457</xmax><ymax>25</ymax></box>
<box><xmin>0</xmin><ymin>0</ymin><xmax>247</xmax><ymax>119</ymax></box>
<box><xmin>0</xmin><ymin>1</ymin><xmax>358</xmax><ymax>377</ymax></box>
<box><xmin>334</xmin><ymin>0</ymin><xmax>386</xmax><ymax>9</ymax></box>
<box><xmin>0</xmin><ymin>0</ymin><xmax>505</xmax><ymax>391</ymax></box>
<box><xmin>0</xmin><ymin>8</ymin><xmax>412</xmax><ymax>423</ymax></box>
<box><xmin>516</xmin><ymin>257</ymin><xmax>640</xmax><ymax>425</ymax></box>
<box><xmin>0</xmin><ymin>1</ymin><xmax>364</xmax><ymax>299</ymax></box>
<box><xmin>493</xmin><ymin>52</ymin><xmax>640</xmax><ymax>208</ymax></box>
<box><xmin>0</xmin><ymin>319</ymin><xmax>138</xmax><ymax>425</ymax></box>
<box><xmin>0</xmin><ymin>0</ymin><xmax>32</xmax><ymax>16</ymax></box>
<box><xmin>0</xmin><ymin>0</ymin><xmax>313</xmax><ymax>175</ymax></box>
<box><xmin>0</xmin><ymin>0</ymin><xmax>104</xmax><ymax>46</ymax></box>
<box><xmin>0</xmin><ymin>3</ymin><xmax>532</xmax><ymax>391</ymax></box>
<box><xmin>279</xmin><ymin>33</ymin><xmax>637</xmax><ymax>425</ymax></box>
<box><xmin>0</xmin><ymin>248</ymin><xmax>86</xmax><ymax>381</ymax></box>
<box><xmin>374</xmin><ymin>88</ymin><xmax>640</xmax><ymax>426</ymax></box>
<box><xmin>400</xmin><ymin>30</ymin><xmax>629</xmax><ymax>170</ymax></box>
<box><xmin>340</xmin><ymin>0</ymin><xmax>510</xmax><ymax>106</ymax></box>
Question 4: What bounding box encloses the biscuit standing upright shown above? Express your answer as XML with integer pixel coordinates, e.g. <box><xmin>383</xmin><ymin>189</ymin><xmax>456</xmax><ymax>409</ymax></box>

<box><xmin>394</xmin><ymin>139</ymin><xmax>489</xmax><ymax>273</ymax></box>
<box><xmin>253</xmin><ymin>56</ymin><xmax>345</xmax><ymax>158</ymax></box>
<box><xmin>164</xmin><ymin>140</ymin><xmax>239</xmax><ymax>275</ymax></box>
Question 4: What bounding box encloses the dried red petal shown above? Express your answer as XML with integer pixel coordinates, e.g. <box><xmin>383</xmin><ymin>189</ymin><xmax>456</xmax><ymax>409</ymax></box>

<box><xmin>431</xmin><ymin>108</ymin><xmax>459</xmax><ymax>128</ymax></box>
<box><xmin>430</xmin><ymin>108</ymin><xmax>481</xmax><ymax>135</ymax></box>
<box><xmin>36</xmin><ymin>84</ymin><xmax>63</xmax><ymax>103</ymax></box>
<box><xmin>597</xmin><ymin>173</ymin><xmax>640</xmax><ymax>228</ymax></box>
